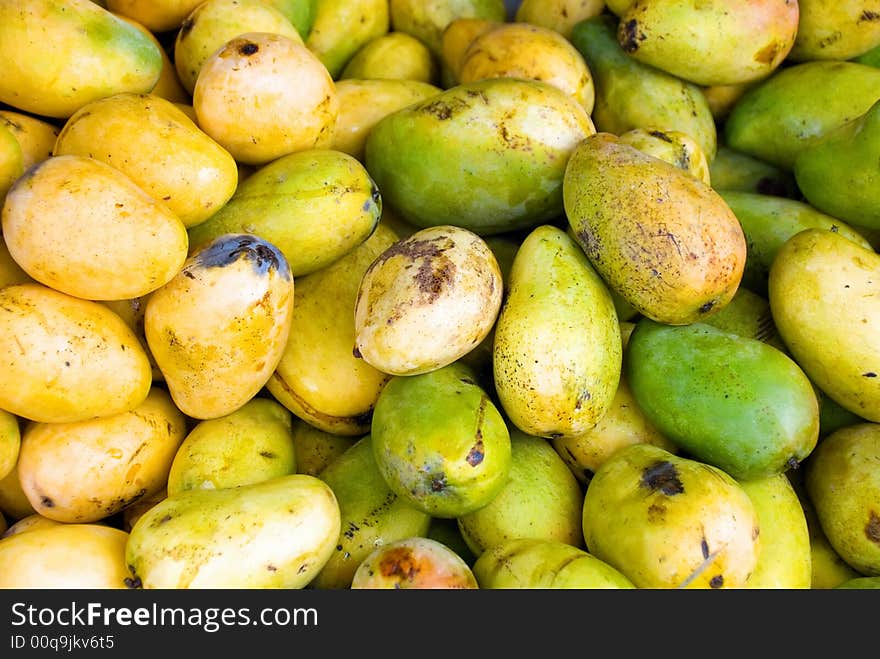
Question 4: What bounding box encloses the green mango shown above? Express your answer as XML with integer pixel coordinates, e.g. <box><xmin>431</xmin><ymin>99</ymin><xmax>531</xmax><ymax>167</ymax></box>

<box><xmin>165</xmin><ymin>397</ymin><xmax>297</xmax><ymax>496</ymax></box>
<box><xmin>615</xmin><ymin>0</ymin><xmax>798</xmax><ymax>87</ymax></box>
<box><xmin>188</xmin><ymin>149</ymin><xmax>381</xmax><ymax>278</ymax></box>
<box><xmin>794</xmin><ymin>99</ymin><xmax>880</xmax><ymax>231</ymax></box>
<box><xmin>264</xmin><ymin>0</ymin><xmax>315</xmax><ymax>39</ymax></box>
<box><xmin>563</xmin><ymin>132</ymin><xmax>746</xmax><ymax>326</ymax></box>
<box><xmin>370</xmin><ymin>361</ymin><xmax>511</xmax><ymax>518</ymax></box>
<box><xmin>582</xmin><ymin>443</ymin><xmax>760</xmax><ymax>588</ymax></box>
<box><xmin>0</xmin><ymin>0</ymin><xmax>162</xmax><ymax>118</ymax></box>
<box><xmin>724</xmin><ymin>60</ymin><xmax>880</xmax><ymax>170</ymax></box>
<box><xmin>472</xmin><ymin>538</ymin><xmax>635</xmax><ymax>589</ymax></box>
<box><xmin>624</xmin><ymin>318</ymin><xmax>820</xmax><ymax>480</ymax></box>
<box><xmin>835</xmin><ymin>576</ymin><xmax>880</xmax><ymax>589</ymax></box>
<box><xmin>456</xmin><ymin>430</ymin><xmax>584</xmax><ymax>558</ymax></box>
<box><xmin>718</xmin><ymin>190</ymin><xmax>873</xmax><ymax>296</ymax></box>
<box><xmin>306</xmin><ymin>0</ymin><xmax>389</xmax><ymax>79</ymax></box>
<box><xmin>312</xmin><ymin>435</ymin><xmax>432</xmax><ymax>589</ymax></box>
<box><xmin>707</xmin><ymin>145</ymin><xmax>797</xmax><ymax>198</ymax></box>
<box><xmin>819</xmin><ymin>395</ymin><xmax>866</xmax><ymax>441</ymax></box>
<box><xmin>364</xmin><ymin>77</ymin><xmax>595</xmax><ymax>236</ymax></box>
<box><xmin>568</xmin><ymin>14</ymin><xmax>717</xmax><ymax>161</ymax></box>
<box><xmin>493</xmin><ymin>224</ymin><xmax>621</xmax><ymax>439</ymax></box>
<box><xmin>854</xmin><ymin>40</ymin><xmax>880</xmax><ymax>67</ymax></box>
<box><xmin>804</xmin><ymin>422</ymin><xmax>880</xmax><ymax>576</ymax></box>
<box><xmin>126</xmin><ymin>474</ymin><xmax>341</xmax><ymax>588</ymax></box>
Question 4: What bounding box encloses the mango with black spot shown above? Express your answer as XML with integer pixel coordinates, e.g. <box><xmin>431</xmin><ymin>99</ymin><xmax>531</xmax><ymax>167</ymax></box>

<box><xmin>350</xmin><ymin>536</ymin><xmax>477</xmax><ymax>589</ymax></box>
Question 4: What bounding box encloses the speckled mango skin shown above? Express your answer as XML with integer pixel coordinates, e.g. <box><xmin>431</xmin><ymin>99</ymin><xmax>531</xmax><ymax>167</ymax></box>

<box><xmin>788</xmin><ymin>0</ymin><xmax>880</xmax><ymax>62</ymax></box>
<box><xmin>125</xmin><ymin>473</ymin><xmax>341</xmax><ymax>589</ymax></box>
<box><xmin>370</xmin><ymin>361</ymin><xmax>511</xmax><ymax>518</ymax></box>
<box><xmin>617</xmin><ymin>127</ymin><xmax>711</xmax><ymax>186</ymax></box>
<box><xmin>312</xmin><ymin>435</ymin><xmax>431</xmax><ymax>589</ymax></box>
<box><xmin>563</xmin><ymin>132</ymin><xmax>746</xmax><ymax>326</ymax></box>
<box><xmin>0</xmin><ymin>0</ymin><xmax>162</xmax><ymax>119</ymax></box>
<box><xmin>364</xmin><ymin>77</ymin><xmax>595</xmax><ymax>236</ymax></box>
<box><xmin>582</xmin><ymin>443</ymin><xmax>761</xmax><ymax>589</ymax></box>
<box><xmin>351</xmin><ymin>536</ymin><xmax>478</xmax><ymax>589</ymax></box>
<box><xmin>17</xmin><ymin>387</ymin><xmax>187</xmax><ymax>523</ymax></box>
<box><xmin>493</xmin><ymin>224</ymin><xmax>621</xmax><ymax>439</ymax></box>
<box><xmin>768</xmin><ymin>229</ymin><xmax>880</xmax><ymax>423</ymax></box>
<box><xmin>144</xmin><ymin>234</ymin><xmax>294</xmax><ymax>420</ymax></box>
<box><xmin>0</xmin><ymin>283</ymin><xmax>153</xmax><ymax>424</ymax></box>
<box><xmin>625</xmin><ymin>318</ymin><xmax>820</xmax><ymax>480</ymax></box>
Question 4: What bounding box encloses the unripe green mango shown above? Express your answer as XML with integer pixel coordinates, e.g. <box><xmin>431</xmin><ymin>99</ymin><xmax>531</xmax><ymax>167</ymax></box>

<box><xmin>625</xmin><ymin>318</ymin><xmax>820</xmax><ymax>480</ymax></box>
<box><xmin>371</xmin><ymin>361</ymin><xmax>511</xmax><ymax>518</ymax></box>
<box><xmin>739</xmin><ymin>473</ymin><xmax>811</xmax><ymax>589</ymax></box>
<box><xmin>707</xmin><ymin>145</ymin><xmax>797</xmax><ymax>198</ymax></box>
<box><xmin>0</xmin><ymin>0</ymin><xmax>162</xmax><ymax>119</ymax></box>
<box><xmin>126</xmin><ymin>474</ymin><xmax>341</xmax><ymax>588</ymax></box>
<box><xmin>188</xmin><ymin>149</ymin><xmax>381</xmax><ymax>278</ymax></box>
<box><xmin>165</xmin><ymin>397</ymin><xmax>297</xmax><ymax>496</ymax></box>
<box><xmin>472</xmin><ymin>538</ymin><xmax>635</xmax><ymax>589</ymax></box>
<box><xmin>493</xmin><ymin>225</ymin><xmax>621</xmax><ymax>439</ymax></box>
<box><xmin>312</xmin><ymin>435</ymin><xmax>431</xmax><ymax>589</ymax></box>
<box><xmin>724</xmin><ymin>60</ymin><xmax>880</xmax><ymax>170</ymax></box>
<box><xmin>568</xmin><ymin>14</ymin><xmax>717</xmax><ymax>161</ymax></box>
<box><xmin>768</xmin><ymin>229</ymin><xmax>880</xmax><ymax>422</ymax></box>
<box><xmin>457</xmin><ymin>430</ymin><xmax>584</xmax><ymax>558</ymax></box>
<box><xmin>718</xmin><ymin>190</ymin><xmax>873</xmax><ymax>296</ymax></box>
<box><xmin>794</xmin><ymin>99</ymin><xmax>880</xmax><ymax>231</ymax></box>
<box><xmin>364</xmin><ymin>77</ymin><xmax>595</xmax><ymax>236</ymax></box>
<box><xmin>616</xmin><ymin>0</ymin><xmax>798</xmax><ymax>87</ymax></box>
<box><xmin>805</xmin><ymin>423</ymin><xmax>880</xmax><ymax>576</ymax></box>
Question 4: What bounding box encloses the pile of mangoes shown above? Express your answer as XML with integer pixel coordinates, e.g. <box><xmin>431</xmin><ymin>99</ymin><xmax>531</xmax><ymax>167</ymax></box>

<box><xmin>0</xmin><ymin>0</ymin><xmax>878</xmax><ymax>590</ymax></box>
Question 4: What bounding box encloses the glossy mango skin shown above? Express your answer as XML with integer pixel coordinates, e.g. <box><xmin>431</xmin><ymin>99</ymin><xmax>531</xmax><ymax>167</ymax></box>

<box><xmin>364</xmin><ymin>77</ymin><xmax>595</xmax><ymax>236</ymax></box>
<box><xmin>624</xmin><ymin>319</ymin><xmax>820</xmax><ymax>481</ymax></box>
<box><xmin>0</xmin><ymin>0</ymin><xmax>162</xmax><ymax>118</ymax></box>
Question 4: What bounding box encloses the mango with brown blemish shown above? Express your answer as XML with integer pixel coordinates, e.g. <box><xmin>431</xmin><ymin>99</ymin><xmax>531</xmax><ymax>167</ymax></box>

<box><xmin>582</xmin><ymin>443</ymin><xmax>761</xmax><ymax>589</ymax></box>
<box><xmin>788</xmin><ymin>0</ymin><xmax>880</xmax><ymax>62</ymax></box>
<box><xmin>370</xmin><ymin>361</ymin><xmax>511</xmax><ymax>518</ymax></box>
<box><xmin>617</xmin><ymin>127</ymin><xmax>711</xmax><ymax>186</ymax></box>
<box><xmin>351</xmin><ymin>536</ymin><xmax>478</xmax><ymax>589</ymax></box>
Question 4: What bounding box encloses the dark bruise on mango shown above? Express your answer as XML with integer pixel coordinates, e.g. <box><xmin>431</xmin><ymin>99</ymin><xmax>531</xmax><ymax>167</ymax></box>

<box><xmin>376</xmin><ymin>545</ymin><xmax>421</xmax><ymax>583</ymax></box>
<box><xmin>619</xmin><ymin>19</ymin><xmax>645</xmax><ymax>53</ymax></box>
<box><xmin>192</xmin><ymin>234</ymin><xmax>291</xmax><ymax>280</ymax></box>
<box><xmin>372</xmin><ymin>234</ymin><xmax>459</xmax><ymax>304</ymax></box>
<box><xmin>867</xmin><ymin>510</ymin><xmax>880</xmax><ymax>546</ymax></box>
<box><xmin>239</xmin><ymin>42</ymin><xmax>259</xmax><ymax>57</ymax></box>
<box><xmin>861</xmin><ymin>10</ymin><xmax>880</xmax><ymax>22</ymax></box>
<box><xmin>754</xmin><ymin>41</ymin><xmax>782</xmax><ymax>64</ymax></box>
<box><xmin>640</xmin><ymin>460</ymin><xmax>684</xmax><ymax>496</ymax></box>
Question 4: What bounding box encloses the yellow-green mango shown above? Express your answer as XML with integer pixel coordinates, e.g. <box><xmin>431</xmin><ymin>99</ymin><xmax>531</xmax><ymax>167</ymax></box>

<box><xmin>173</xmin><ymin>0</ymin><xmax>304</xmax><ymax>96</ymax></box>
<box><xmin>312</xmin><ymin>435</ymin><xmax>432</xmax><ymax>589</ymax></box>
<box><xmin>514</xmin><ymin>0</ymin><xmax>605</xmax><ymax>40</ymax></box>
<box><xmin>350</xmin><ymin>536</ymin><xmax>478</xmax><ymax>589</ymax></box>
<box><xmin>371</xmin><ymin>361</ymin><xmax>511</xmax><ymax>518</ymax></box>
<box><xmin>2</xmin><ymin>513</ymin><xmax>62</xmax><ymax>538</ymax></box>
<box><xmin>0</xmin><ymin>122</ymin><xmax>23</xmax><ymax>202</ymax></box>
<box><xmin>189</xmin><ymin>149</ymin><xmax>381</xmax><ymax>277</ymax></box>
<box><xmin>0</xmin><ymin>462</ymin><xmax>36</xmax><ymax>522</ymax></box>
<box><xmin>0</xmin><ymin>283</ymin><xmax>152</xmax><ymax>424</ymax></box>
<box><xmin>439</xmin><ymin>17</ymin><xmax>500</xmax><ymax>86</ymax></box>
<box><xmin>624</xmin><ymin>318</ymin><xmax>820</xmax><ymax>480</ymax></box>
<box><xmin>472</xmin><ymin>537</ymin><xmax>636</xmax><ymax>589</ymax></box>
<box><xmin>389</xmin><ymin>0</ymin><xmax>506</xmax><ymax>58</ymax></box>
<box><xmin>306</xmin><ymin>0</ymin><xmax>390</xmax><ymax>79</ymax></box>
<box><xmin>364</xmin><ymin>77</ymin><xmax>595</xmax><ymax>236</ymax></box>
<box><xmin>835</xmin><ymin>576</ymin><xmax>880</xmax><ymax>589</ymax></box>
<box><xmin>724</xmin><ymin>60</ymin><xmax>880</xmax><ymax>170</ymax></box>
<box><xmin>457</xmin><ymin>430</ymin><xmax>584</xmax><ymax>558</ymax></box>
<box><xmin>54</xmin><ymin>92</ymin><xmax>239</xmax><ymax>229</ymax></box>
<box><xmin>290</xmin><ymin>419</ymin><xmax>358</xmax><ymax>477</ymax></box>
<box><xmin>0</xmin><ymin>523</ymin><xmax>130</xmax><ymax>588</ymax></box>
<box><xmin>17</xmin><ymin>387</ymin><xmax>186</xmax><ymax>523</ymax></box>
<box><xmin>582</xmin><ymin>443</ymin><xmax>761</xmax><ymax>588</ymax></box>
<box><xmin>617</xmin><ymin>127</ymin><xmax>711</xmax><ymax>186</ymax></box>
<box><xmin>340</xmin><ymin>31</ymin><xmax>438</xmax><ymax>84</ymax></box>
<box><xmin>0</xmin><ymin>0</ymin><xmax>162</xmax><ymax>119</ymax></box>
<box><xmin>145</xmin><ymin>234</ymin><xmax>294</xmax><ymax>420</ymax></box>
<box><xmin>568</xmin><ymin>14</ymin><xmax>717</xmax><ymax>161</ymax></box>
<box><xmin>739</xmin><ymin>473</ymin><xmax>811</xmax><ymax>588</ymax></box>
<box><xmin>563</xmin><ymin>132</ymin><xmax>746</xmax><ymax>326</ymax></box>
<box><xmin>789</xmin><ymin>0</ymin><xmax>880</xmax><ymax>62</ymax></box>
<box><xmin>0</xmin><ymin>110</ymin><xmax>61</xmax><ymax>172</ymax></box>
<box><xmin>166</xmin><ymin>397</ymin><xmax>297</xmax><ymax>496</ymax></box>
<box><xmin>266</xmin><ymin>224</ymin><xmax>398</xmax><ymax>436</ymax></box>
<box><xmin>264</xmin><ymin>0</ymin><xmax>314</xmax><ymax>39</ymax></box>
<box><xmin>493</xmin><ymin>224</ymin><xmax>621</xmax><ymax>438</ymax></box>
<box><xmin>0</xmin><ymin>411</ymin><xmax>20</xmax><ymax>484</ymax></box>
<box><xmin>126</xmin><ymin>473</ymin><xmax>341</xmax><ymax>588</ymax></box>
<box><xmin>707</xmin><ymin>145</ymin><xmax>797</xmax><ymax>197</ymax></box>
<box><xmin>719</xmin><ymin>190</ymin><xmax>873</xmax><ymax>296</ymax></box>
<box><xmin>768</xmin><ymin>229</ymin><xmax>880</xmax><ymax>422</ymax></box>
<box><xmin>114</xmin><ymin>12</ymin><xmax>190</xmax><ymax>105</ymax></box>
<box><xmin>700</xmin><ymin>286</ymin><xmax>786</xmax><ymax>352</ymax></box>
<box><xmin>794</xmin><ymin>98</ymin><xmax>880</xmax><ymax>231</ymax></box>
<box><xmin>804</xmin><ymin>423</ymin><xmax>880</xmax><ymax>576</ymax></box>
<box><xmin>616</xmin><ymin>0</ymin><xmax>798</xmax><ymax>87</ymax></box>
<box><xmin>105</xmin><ymin>0</ymin><xmax>203</xmax><ymax>33</ymax></box>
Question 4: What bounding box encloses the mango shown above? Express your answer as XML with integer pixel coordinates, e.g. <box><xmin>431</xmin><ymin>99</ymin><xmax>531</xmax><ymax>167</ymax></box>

<box><xmin>0</xmin><ymin>411</ymin><xmax>20</xmax><ymax>484</ymax></box>
<box><xmin>514</xmin><ymin>0</ymin><xmax>605</xmax><ymax>39</ymax></box>
<box><xmin>563</xmin><ymin>132</ymin><xmax>746</xmax><ymax>326</ymax></box>
<box><xmin>582</xmin><ymin>443</ymin><xmax>761</xmax><ymax>589</ymax></box>
<box><xmin>126</xmin><ymin>473</ymin><xmax>341</xmax><ymax>588</ymax></box>
<box><xmin>306</xmin><ymin>0</ymin><xmax>390</xmax><ymax>79</ymax></box>
<box><xmin>493</xmin><ymin>224</ymin><xmax>621</xmax><ymax>438</ymax></box>
<box><xmin>624</xmin><ymin>318</ymin><xmax>820</xmax><ymax>480</ymax></box>
<box><xmin>166</xmin><ymin>397</ymin><xmax>297</xmax><ymax>496</ymax></box>
<box><xmin>0</xmin><ymin>122</ymin><xmax>23</xmax><ymax>202</ymax></box>
<box><xmin>351</xmin><ymin>536</ymin><xmax>478</xmax><ymax>589</ymax></box>
<box><xmin>617</xmin><ymin>127</ymin><xmax>711</xmax><ymax>186</ymax></box>
<box><xmin>389</xmin><ymin>0</ymin><xmax>506</xmax><ymax>58</ymax></box>
<box><xmin>0</xmin><ymin>110</ymin><xmax>61</xmax><ymax>172</ymax></box>
<box><xmin>290</xmin><ymin>420</ymin><xmax>357</xmax><ymax>477</ymax></box>
<box><xmin>340</xmin><ymin>31</ymin><xmax>438</xmax><ymax>84</ymax></box>
<box><xmin>788</xmin><ymin>1</ymin><xmax>880</xmax><ymax>62</ymax></box>
<box><xmin>2</xmin><ymin>513</ymin><xmax>62</xmax><ymax>538</ymax></box>
<box><xmin>370</xmin><ymin>361</ymin><xmax>511</xmax><ymax>517</ymax></box>
<box><xmin>768</xmin><ymin>228</ymin><xmax>880</xmax><ymax>422</ymax></box>
<box><xmin>105</xmin><ymin>0</ymin><xmax>203</xmax><ymax>33</ymax></box>
<box><xmin>364</xmin><ymin>77</ymin><xmax>595</xmax><ymax>236</ymax></box>
<box><xmin>188</xmin><ymin>149</ymin><xmax>381</xmax><ymax>278</ymax></box>
<box><xmin>707</xmin><ymin>145</ymin><xmax>797</xmax><ymax>197</ymax></box>
<box><xmin>312</xmin><ymin>435</ymin><xmax>432</xmax><ymax>589</ymax></box>
<box><xmin>0</xmin><ymin>463</ymin><xmax>37</xmax><ymax>522</ymax></box>
<box><xmin>699</xmin><ymin>286</ymin><xmax>786</xmax><ymax>352</ymax></box>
